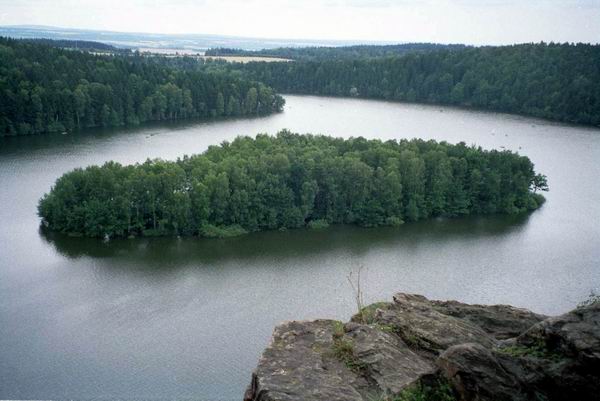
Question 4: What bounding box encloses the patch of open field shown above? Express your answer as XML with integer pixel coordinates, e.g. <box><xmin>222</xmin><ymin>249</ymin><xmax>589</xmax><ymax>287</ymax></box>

<box><xmin>200</xmin><ymin>55</ymin><xmax>291</xmax><ymax>63</ymax></box>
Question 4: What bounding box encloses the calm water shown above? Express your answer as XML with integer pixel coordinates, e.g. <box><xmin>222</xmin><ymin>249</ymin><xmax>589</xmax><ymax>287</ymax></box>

<box><xmin>1</xmin><ymin>95</ymin><xmax>599</xmax><ymax>400</ymax></box>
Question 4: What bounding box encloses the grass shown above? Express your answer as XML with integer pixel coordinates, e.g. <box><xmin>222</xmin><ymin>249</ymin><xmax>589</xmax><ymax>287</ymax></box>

<box><xmin>374</xmin><ymin>323</ymin><xmax>396</xmax><ymax>333</ymax></box>
<box><xmin>497</xmin><ymin>339</ymin><xmax>563</xmax><ymax>362</ymax></box>
<box><xmin>332</xmin><ymin>320</ymin><xmax>345</xmax><ymax>339</ymax></box>
<box><xmin>371</xmin><ymin>378</ymin><xmax>456</xmax><ymax>401</ymax></box>
<box><xmin>332</xmin><ymin>337</ymin><xmax>367</xmax><ymax>373</ymax></box>
<box><xmin>357</xmin><ymin>302</ymin><xmax>389</xmax><ymax>324</ymax></box>
<box><xmin>330</xmin><ymin>321</ymin><xmax>367</xmax><ymax>373</ymax></box>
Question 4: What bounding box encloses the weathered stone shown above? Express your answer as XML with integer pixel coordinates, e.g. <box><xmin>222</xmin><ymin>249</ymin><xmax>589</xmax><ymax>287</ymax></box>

<box><xmin>345</xmin><ymin>323</ymin><xmax>436</xmax><ymax>394</ymax></box>
<box><xmin>518</xmin><ymin>303</ymin><xmax>600</xmax><ymax>361</ymax></box>
<box><xmin>438</xmin><ymin>343</ymin><xmax>526</xmax><ymax>401</ymax></box>
<box><xmin>438</xmin><ymin>303</ymin><xmax>600</xmax><ymax>401</ymax></box>
<box><xmin>372</xmin><ymin>293</ymin><xmax>496</xmax><ymax>357</ymax></box>
<box><xmin>243</xmin><ymin>320</ymin><xmax>367</xmax><ymax>401</ymax></box>
<box><xmin>244</xmin><ymin>294</ymin><xmax>600</xmax><ymax>401</ymax></box>
<box><xmin>513</xmin><ymin>303</ymin><xmax>600</xmax><ymax>401</ymax></box>
<box><xmin>432</xmin><ymin>300</ymin><xmax>548</xmax><ymax>340</ymax></box>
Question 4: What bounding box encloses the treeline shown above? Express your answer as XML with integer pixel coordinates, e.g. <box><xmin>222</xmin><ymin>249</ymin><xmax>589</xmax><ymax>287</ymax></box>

<box><xmin>232</xmin><ymin>43</ymin><xmax>600</xmax><ymax>126</ymax></box>
<box><xmin>0</xmin><ymin>37</ymin><xmax>284</xmax><ymax>136</ymax></box>
<box><xmin>22</xmin><ymin>38</ymin><xmax>125</xmax><ymax>52</ymax></box>
<box><xmin>205</xmin><ymin>43</ymin><xmax>468</xmax><ymax>61</ymax></box>
<box><xmin>38</xmin><ymin>131</ymin><xmax>547</xmax><ymax>238</ymax></box>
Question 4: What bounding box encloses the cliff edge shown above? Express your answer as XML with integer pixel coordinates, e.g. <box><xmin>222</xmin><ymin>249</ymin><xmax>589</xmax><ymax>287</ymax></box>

<box><xmin>244</xmin><ymin>293</ymin><xmax>599</xmax><ymax>401</ymax></box>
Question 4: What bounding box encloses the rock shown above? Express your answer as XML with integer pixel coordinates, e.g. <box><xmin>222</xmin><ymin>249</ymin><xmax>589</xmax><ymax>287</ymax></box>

<box><xmin>243</xmin><ymin>320</ymin><xmax>368</xmax><ymax>401</ymax></box>
<box><xmin>438</xmin><ymin>343</ymin><xmax>526</xmax><ymax>401</ymax></box>
<box><xmin>372</xmin><ymin>293</ymin><xmax>497</xmax><ymax>357</ymax></box>
<box><xmin>243</xmin><ymin>318</ymin><xmax>437</xmax><ymax>400</ymax></box>
<box><xmin>438</xmin><ymin>303</ymin><xmax>600</xmax><ymax>401</ymax></box>
<box><xmin>518</xmin><ymin>303</ymin><xmax>600</xmax><ymax>362</ymax></box>
<box><xmin>432</xmin><ymin>299</ymin><xmax>547</xmax><ymax>340</ymax></box>
<box><xmin>345</xmin><ymin>323</ymin><xmax>436</xmax><ymax>394</ymax></box>
<box><xmin>245</xmin><ymin>294</ymin><xmax>600</xmax><ymax>401</ymax></box>
<box><xmin>513</xmin><ymin>303</ymin><xmax>600</xmax><ymax>401</ymax></box>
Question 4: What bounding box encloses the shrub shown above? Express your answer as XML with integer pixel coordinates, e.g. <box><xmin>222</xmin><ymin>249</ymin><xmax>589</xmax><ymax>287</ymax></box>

<box><xmin>307</xmin><ymin>219</ymin><xmax>330</xmax><ymax>230</ymax></box>
<box><xmin>199</xmin><ymin>224</ymin><xmax>248</xmax><ymax>238</ymax></box>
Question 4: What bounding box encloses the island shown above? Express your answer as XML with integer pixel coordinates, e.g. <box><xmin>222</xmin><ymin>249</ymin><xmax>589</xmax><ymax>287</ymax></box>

<box><xmin>38</xmin><ymin>131</ymin><xmax>547</xmax><ymax>238</ymax></box>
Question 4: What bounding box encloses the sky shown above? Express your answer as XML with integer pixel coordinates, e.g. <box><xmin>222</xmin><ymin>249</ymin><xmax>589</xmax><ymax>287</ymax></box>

<box><xmin>0</xmin><ymin>0</ymin><xmax>599</xmax><ymax>45</ymax></box>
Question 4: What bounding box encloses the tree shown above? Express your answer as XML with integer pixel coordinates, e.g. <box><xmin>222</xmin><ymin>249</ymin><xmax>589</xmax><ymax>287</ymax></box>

<box><xmin>531</xmin><ymin>174</ymin><xmax>549</xmax><ymax>193</ymax></box>
<box><xmin>216</xmin><ymin>92</ymin><xmax>225</xmax><ymax>116</ymax></box>
<box><xmin>244</xmin><ymin>87</ymin><xmax>258</xmax><ymax>114</ymax></box>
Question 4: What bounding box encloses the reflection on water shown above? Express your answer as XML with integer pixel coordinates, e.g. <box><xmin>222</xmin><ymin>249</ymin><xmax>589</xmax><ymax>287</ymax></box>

<box><xmin>41</xmin><ymin>213</ymin><xmax>531</xmax><ymax>263</ymax></box>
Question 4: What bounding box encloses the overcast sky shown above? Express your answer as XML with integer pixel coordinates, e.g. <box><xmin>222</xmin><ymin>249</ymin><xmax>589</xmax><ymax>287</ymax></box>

<box><xmin>1</xmin><ymin>0</ymin><xmax>599</xmax><ymax>45</ymax></box>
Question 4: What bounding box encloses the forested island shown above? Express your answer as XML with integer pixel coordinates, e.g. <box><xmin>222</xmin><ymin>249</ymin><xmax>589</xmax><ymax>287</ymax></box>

<box><xmin>0</xmin><ymin>37</ymin><xmax>284</xmax><ymax>136</ymax></box>
<box><xmin>230</xmin><ymin>42</ymin><xmax>600</xmax><ymax>126</ymax></box>
<box><xmin>38</xmin><ymin>131</ymin><xmax>547</xmax><ymax>239</ymax></box>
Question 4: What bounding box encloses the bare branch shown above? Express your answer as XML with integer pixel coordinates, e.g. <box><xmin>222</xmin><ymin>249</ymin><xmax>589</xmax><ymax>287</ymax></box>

<box><xmin>347</xmin><ymin>264</ymin><xmax>365</xmax><ymax>323</ymax></box>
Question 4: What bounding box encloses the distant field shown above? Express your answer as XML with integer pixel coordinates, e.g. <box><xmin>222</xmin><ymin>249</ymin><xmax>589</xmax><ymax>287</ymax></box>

<box><xmin>137</xmin><ymin>48</ymin><xmax>290</xmax><ymax>62</ymax></box>
<box><xmin>200</xmin><ymin>55</ymin><xmax>290</xmax><ymax>63</ymax></box>
<box><xmin>137</xmin><ymin>47</ymin><xmax>203</xmax><ymax>55</ymax></box>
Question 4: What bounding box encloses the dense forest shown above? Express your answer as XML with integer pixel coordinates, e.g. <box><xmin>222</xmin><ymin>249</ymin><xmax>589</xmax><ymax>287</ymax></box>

<box><xmin>205</xmin><ymin>43</ymin><xmax>467</xmax><ymax>61</ymax></box>
<box><xmin>0</xmin><ymin>37</ymin><xmax>284</xmax><ymax>136</ymax></box>
<box><xmin>38</xmin><ymin>131</ymin><xmax>548</xmax><ymax>238</ymax></box>
<box><xmin>4</xmin><ymin>38</ymin><xmax>598</xmax><ymax>136</ymax></box>
<box><xmin>22</xmin><ymin>38</ymin><xmax>126</xmax><ymax>52</ymax></box>
<box><xmin>231</xmin><ymin>43</ymin><xmax>600</xmax><ymax>126</ymax></box>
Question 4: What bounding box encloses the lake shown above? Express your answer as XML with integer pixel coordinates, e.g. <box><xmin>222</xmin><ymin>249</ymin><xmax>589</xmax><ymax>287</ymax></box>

<box><xmin>1</xmin><ymin>95</ymin><xmax>599</xmax><ymax>400</ymax></box>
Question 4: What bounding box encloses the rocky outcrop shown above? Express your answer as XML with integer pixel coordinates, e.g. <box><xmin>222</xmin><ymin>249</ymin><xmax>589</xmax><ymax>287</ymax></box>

<box><xmin>244</xmin><ymin>293</ymin><xmax>600</xmax><ymax>401</ymax></box>
<box><xmin>438</xmin><ymin>342</ymin><xmax>527</xmax><ymax>401</ymax></box>
<box><xmin>431</xmin><ymin>299</ymin><xmax>547</xmax><ymax>340</ymax></box>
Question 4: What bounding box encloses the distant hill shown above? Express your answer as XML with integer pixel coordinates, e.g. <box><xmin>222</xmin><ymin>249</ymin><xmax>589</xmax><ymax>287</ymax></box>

<box><xmin>0</xmin><ymin>25</ymin><xmax>395</xmax><ymax>52</ymax></box>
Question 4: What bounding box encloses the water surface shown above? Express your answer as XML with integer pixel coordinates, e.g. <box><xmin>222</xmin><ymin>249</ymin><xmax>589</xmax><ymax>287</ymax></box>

<box><xmin>1</xmin><ymin>96</ymin><xmax>599</xmax><ymax>400</ymax></box>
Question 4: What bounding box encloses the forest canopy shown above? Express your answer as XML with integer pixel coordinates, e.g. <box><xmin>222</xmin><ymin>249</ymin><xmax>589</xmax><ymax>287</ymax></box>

<box><xmin>38</xmin><ymin>131</ymin><xmax>547</xmax><ymax>239</ymax></box>
<box><xmin>231</xmin><ymin>42</ymin><xmax>600</xmax><ymax>126</ymax></box>
<box><xmin>0</xmin><ymin>37</ymin><xmax>284</xmax><ymax>136</ymax></box>
<box><xmin>205</xmin><ymin>43</ymin><xmax>468</xmax><ymax>61</ymax></box>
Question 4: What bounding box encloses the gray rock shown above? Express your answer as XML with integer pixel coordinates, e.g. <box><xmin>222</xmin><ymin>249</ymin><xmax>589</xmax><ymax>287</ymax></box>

<box><xmin>345</xmin><ymin>323</ymin><xmax>436</xmax><ymax>394</ymax></box>
<box><xmin>243</xmin><ymin>320</ymin><xmax>367</xmax><ymax>401</ymax></box>
<box><xmin>432</xmin><ymin>300</ymin><xmax>548</xmax><ymax>340</ymax></box>
<box><xmin>244</xmin><ymin>318</ymin><xmax>437</xmax><ymax>401</ymax></box>
<box><xmin>438</xmin><ymin>342</ymin><xmax>526</xmax><ymax>401</ymax></box>
<box><xmin>372</xmin><ymin>293</ymin><xmax>496</xmax><ymax>357</ymax></box>
<box><xmin>438</xmin><ymin>304</ymin><xmax>600</xmax><ymax>401</ymax></box>
<box><xmin>518</xmin><ymin>303</ymin><xmax>600</xmax><ymax>361</ymax></box>
<box><xmin>244</xmin><ymin>294</ymin><xmax>600</xmax><ymax>401</ymax></box>
<box><xmin>514</xmin><ymin>303</ymin><xmax>600</xmax><ymax>400</ymax></box>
